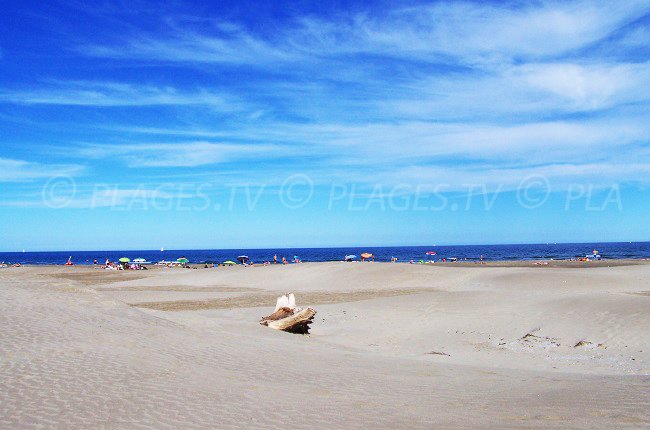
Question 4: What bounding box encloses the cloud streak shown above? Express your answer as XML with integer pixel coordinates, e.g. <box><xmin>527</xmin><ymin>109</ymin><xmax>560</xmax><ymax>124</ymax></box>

<box><xmin>82</xmin><ymin>1</ymin><xmax>650</xmax><ymax>67</ymax></box>
<box><xmin>0</xmin><ymin>80</ymin><xmax>240</xmax><ymax>109</ymax></box>
<box><xmin>78</xmin><ymin>141</ymin><xmax>285</xmax><ymax>167</ymax></box>
<box><xmin>0</xmin><ymin>158</ymin><xmax>84</xmax><ymax>183</ymax></box>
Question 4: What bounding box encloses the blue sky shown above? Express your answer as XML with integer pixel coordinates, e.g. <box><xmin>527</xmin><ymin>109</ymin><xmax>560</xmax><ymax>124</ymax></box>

<box><xmin>1</xmin><ymin>0</ymin><xmax>649</xmax><ymax>251</ymax></box>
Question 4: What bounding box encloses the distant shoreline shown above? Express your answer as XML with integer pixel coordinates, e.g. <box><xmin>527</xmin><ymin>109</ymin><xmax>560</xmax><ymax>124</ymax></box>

<box><xmin>4</xmin><ymin>258</ymin><xmax>650</xmax><ymax>269</ymax></box>
<box><xmin>3</xmin><ymin>242</ymin><xmax>649</xmax><ymax>266</ymax></box>
<box><xmin>2</xmin><ymin>240</ymin><xmax>649</xmax><ymax>254</ymax></box>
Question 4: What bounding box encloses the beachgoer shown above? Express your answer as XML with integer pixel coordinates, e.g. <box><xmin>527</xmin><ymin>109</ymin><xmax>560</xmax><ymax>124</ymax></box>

<box><xmin>282</xmin><ymin>257</ymin><xmax>287</xmax><ymax>265</ymax></box>
<box><xmin>273</xmin><ymin>254</ymin><xmax>278</xmax><ymax>264</ymax></box>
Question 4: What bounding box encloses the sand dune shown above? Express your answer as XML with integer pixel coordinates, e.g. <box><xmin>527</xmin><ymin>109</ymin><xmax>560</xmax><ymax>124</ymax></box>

<box><xmin>1</xmin><ymin>263</ymin><xmax>648</xmax><ymax>428</ymax></box>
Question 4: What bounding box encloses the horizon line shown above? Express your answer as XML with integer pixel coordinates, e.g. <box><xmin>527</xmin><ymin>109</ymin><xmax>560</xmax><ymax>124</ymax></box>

<box><xmin>1</xmin><ymin>240</ymin><xmax>647</xmax><ymax>254</ymax></box>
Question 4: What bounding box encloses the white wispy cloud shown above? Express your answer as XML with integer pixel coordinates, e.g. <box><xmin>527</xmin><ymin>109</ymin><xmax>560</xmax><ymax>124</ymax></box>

<box><xmin>0</xmin><ymin>80</ymin><xmax>240</xmax><ymax>109</ymax></box>
<box><xmin>0</xmin><ymin>158</ymin><xmax>84</xmax><ymax>182</ymax></box>
<box><xmin>342</xmin><ymin>0</ymin><xmax>650</xmax><ymax>64</ymax></box>
<box><xmin>78</xmin><ymin>141</ymin><xmax>285</xmax><ymax>167</ymax></box>
<box><xmin>378</xmin><ymin>61</ymin><xmax>650</xmax><ymax>122</ymax></box>
<box><xmin>106</xmin><ymin>116</ymin><xmax>648</xmax><ymax>162</ymax></box>
<box><xmin>82</xmin><ymin>1</ymin><xmax>650</xmax><ymax>66</ymax></box>
<box><xmin>84</xmin><ymin>115</ymin><xmax>650</xmax><ymax>192</ymax></box>
<box><xmin>510</xmin><ymin>62</ymin><xmax>650</xmax><ymax>111</ymax></box>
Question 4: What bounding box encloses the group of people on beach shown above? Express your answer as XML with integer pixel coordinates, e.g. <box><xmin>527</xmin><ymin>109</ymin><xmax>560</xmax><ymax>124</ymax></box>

<box><xmin>103</xmin><ymin>260</ymin><xmax>148</xmax><ymax>271</ymax></box>
<box><xmin>247</xmin><ymin>254</ymin><xmax>301</xmax><ymax>266</ymax></box>
<box><xmin>0</xmin><ymin>262</ymin><xmax>21</xmax><ymax>268</ymax></box>
<box><xmin>197</xmin><ymin>254</ymin><xmax>302</xmax><ymax>268</ymax></box>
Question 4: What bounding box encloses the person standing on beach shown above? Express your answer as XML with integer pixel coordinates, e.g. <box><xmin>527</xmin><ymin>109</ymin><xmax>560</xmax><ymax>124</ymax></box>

<box><xmin>273</xmin><ymin>254</ymin><xmax>278</xmax><ymax>264</ymax></box>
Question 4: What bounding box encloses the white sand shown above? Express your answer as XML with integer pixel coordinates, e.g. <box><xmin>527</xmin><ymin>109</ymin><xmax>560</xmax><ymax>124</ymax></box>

<box><xmin>1</xmin><ymin>262</ymin><xmax>648</xmax><ymax>428</ymax></box>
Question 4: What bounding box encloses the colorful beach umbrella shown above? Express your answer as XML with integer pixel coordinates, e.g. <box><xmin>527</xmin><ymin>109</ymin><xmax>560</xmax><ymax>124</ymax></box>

<box><xmin>118</xmin><ymin>257</ymin><xmax>130</xmax><ymax>263</ymax></box>
<box><xmin>222</xmin><ymin>261</ymin><xmax>236</xmax><ymax>265</ymax></box>
<box><xmin>177</xmin><ymin>257</ymin><xmax>189</xmax><ymax>263</ymax></box>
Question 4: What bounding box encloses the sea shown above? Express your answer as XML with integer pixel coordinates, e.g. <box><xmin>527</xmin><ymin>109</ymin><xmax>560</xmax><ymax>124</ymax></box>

<box><xmin>1</xmin><ymin>242</ymin><xmax>649</xmax><ymax>265</ymax></box>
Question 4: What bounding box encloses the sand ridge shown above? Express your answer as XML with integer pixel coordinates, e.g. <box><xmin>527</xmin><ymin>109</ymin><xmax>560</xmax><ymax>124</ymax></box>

<box><xmin>130</xmin><ymin>288</ymin><xmax>433</xmax><ymax>311</ymax></box>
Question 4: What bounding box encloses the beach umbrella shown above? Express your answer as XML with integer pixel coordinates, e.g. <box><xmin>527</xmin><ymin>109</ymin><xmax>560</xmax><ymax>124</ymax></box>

<box><xmin>222</xmin><ymin>261</ymin><xmax>236</xmax><ymax>266</ymax></box>
<box><xmin>119</xmin><ymin>257</ymin><xmax>130</xmax><ymax>263</ymax></box>
<box><xmin>237</xmin><ymin>255</ymin><xmax>249</xmax><ymax>263</ymax></box>
<box><xmin>344</xmin><ymin>254</ymin><xmax>356</xmax><ymax>261</ymax></box>
<box><xmin>177</xmin><ymin>257</ymin><xmax>189</xmax><ymax>263</ymax></box>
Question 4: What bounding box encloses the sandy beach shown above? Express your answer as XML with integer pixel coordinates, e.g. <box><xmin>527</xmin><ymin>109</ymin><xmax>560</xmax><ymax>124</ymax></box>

<box><xmin>1</xmin><ymin>262</ymin><xmax>648</xmax><ymax>428</ymax></box>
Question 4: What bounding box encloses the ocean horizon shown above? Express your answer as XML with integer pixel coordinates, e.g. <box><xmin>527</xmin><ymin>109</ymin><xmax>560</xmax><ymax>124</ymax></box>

<box><xmin>2</xmin><ymin>241</ymin><xmax>649</xmax><ymax>265</ymax></box>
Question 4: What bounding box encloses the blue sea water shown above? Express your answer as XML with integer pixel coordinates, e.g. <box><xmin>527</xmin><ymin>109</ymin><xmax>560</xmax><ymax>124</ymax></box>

<box><xmin>1</xmin><ymin>242</ymin><xmax>649</xmax><ymax>265</ymax></box>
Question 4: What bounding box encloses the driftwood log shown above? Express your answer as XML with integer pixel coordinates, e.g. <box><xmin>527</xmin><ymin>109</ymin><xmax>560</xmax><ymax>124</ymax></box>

<box><xmin>260</xmin><ymin>294</ymin><xmax>316</xmax><ymax>334</ymax></box>
<box><xmin>261</xmin><ymin>307</ymin><xmax>295</xmax><ymax>321</ymax></box>
<box><xmin>261</xmin><ymin>308</ymin><xmax>316</xmax><ymax>334</ymax></box>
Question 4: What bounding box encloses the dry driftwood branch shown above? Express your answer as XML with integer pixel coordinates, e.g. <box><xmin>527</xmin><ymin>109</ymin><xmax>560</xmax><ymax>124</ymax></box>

<box><xmin>260</xmin><ymin>307</ymin><xmax>316</xmax><ymax>334</ymax></box>
<box><xmin>260</xmin><ymin>294</ymin><xmax>316</xmax><ymax>334</ymax></box>
<box><xmin>261</xmin><ymin>307</ymin><xmax>295</xmax><ymax>321</ymax></box>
